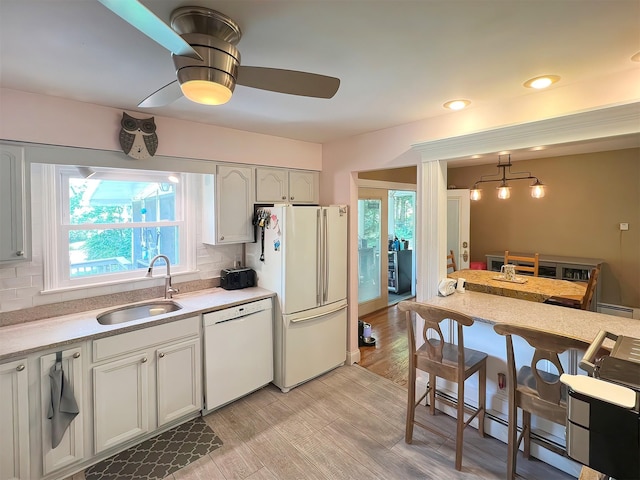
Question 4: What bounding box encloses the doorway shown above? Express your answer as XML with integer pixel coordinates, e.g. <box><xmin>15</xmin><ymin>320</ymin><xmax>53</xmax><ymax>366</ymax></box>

<box><xmin>357</xmin><ymin>177</ymin><xmax>417</xmax><ymax>317</ymax></box>
<box><xmin>387</xmin><ymin>189</ymin><xmax>416</xmax><ymax>305</ymax></box>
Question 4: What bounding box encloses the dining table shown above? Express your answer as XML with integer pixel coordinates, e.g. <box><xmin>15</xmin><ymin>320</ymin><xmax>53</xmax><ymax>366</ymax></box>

<box><xmin>448</xmin><ymin>269</ymin><xmax>587</xmax><ymax>304</ymax></box>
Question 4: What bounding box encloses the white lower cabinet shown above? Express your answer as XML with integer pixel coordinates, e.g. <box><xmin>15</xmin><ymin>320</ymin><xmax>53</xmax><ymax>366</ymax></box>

<box><xmin>92</xmin><ymin>316</ymin><xmax>202</xmax><ymax>454</ymax></box>
<box><xmin>156</xmin><ymin>337</ymin><xmax>202</xmax><ymax>427</ymax></box>
<box><xmin>0</xmin><ymin>358</ymin><xmax>30</xmax><ymax>480</ymax></box>
<box><xmin>93</xmin><ymin>352</ymin><xmax>150</xmax><ymax>453</ymax></box>
<box><xmin>39</xmin><ymin>347</ymin><xmax>85</xmax><ymax>476</ymax></box>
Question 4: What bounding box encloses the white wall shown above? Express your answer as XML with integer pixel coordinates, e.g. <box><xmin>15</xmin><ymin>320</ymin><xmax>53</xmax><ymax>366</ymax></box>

<box><xmin>0</xmin><ymin>88</ymin><xmax>322</xmax><ymax>169</ymax></box>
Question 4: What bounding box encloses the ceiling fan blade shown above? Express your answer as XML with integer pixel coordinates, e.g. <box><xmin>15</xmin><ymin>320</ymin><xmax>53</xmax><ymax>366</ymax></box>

<box><xmin>97</xmin><ymin>0</ymin><xmax>202</xmax><ymax>60</ymax></box>
<box><xmin>236</xmin><ymin>66</ymin><xmax>340</xmax><ymax>99</ymax></box>
<box><xmin>138</xmin><ymin>80</ymin><xmax>183</xmax><ymax>108</ymax></box>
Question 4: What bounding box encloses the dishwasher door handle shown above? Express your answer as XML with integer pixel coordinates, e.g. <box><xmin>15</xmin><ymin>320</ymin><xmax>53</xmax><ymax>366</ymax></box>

<box><xmin>213</xmin><ymin>310</ymin><xmax>270</xmax><ymax>325</ymax></box>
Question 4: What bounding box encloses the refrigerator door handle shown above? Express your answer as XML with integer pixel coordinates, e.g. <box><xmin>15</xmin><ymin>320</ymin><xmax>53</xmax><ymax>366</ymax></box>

<box><xmin>323</xmin><ymin>209</ymin><xmax>329</xmax><ymax>303</ymax></box>
<box><xmin>316</xmin><ymin>209</ymin><xmax>322</xmax><ymax>305</ymax></box>
<box><xmin>289</xmin><ymin>304</ymin><xmax>346</xmax><ymax>323</ymax></box>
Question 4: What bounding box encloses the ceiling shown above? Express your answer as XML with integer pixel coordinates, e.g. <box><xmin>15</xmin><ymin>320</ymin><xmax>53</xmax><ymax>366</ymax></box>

<box><xmin>1</xmin><ymin>0</ymin><xmax>639</xmax><ymax>149</ymax></box>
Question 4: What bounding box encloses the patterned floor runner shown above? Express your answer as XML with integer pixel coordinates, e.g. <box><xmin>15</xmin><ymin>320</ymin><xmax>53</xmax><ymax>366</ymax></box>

<box><xmin>85</xmin><ymin>416</ymin><xmax>223</xmax><ymax>480</ymax></box>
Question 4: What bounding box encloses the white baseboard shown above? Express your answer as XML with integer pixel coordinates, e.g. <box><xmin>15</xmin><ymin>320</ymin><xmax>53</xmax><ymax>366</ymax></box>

<box><xmin>597</xmin><ymin>302</ymin><xmax>637</xmax><ymax>319</ymax></box>
<box><xmin>347</xmin><ymin>348</ymin><xmax>361</xmax><ymax>365</ymax></box>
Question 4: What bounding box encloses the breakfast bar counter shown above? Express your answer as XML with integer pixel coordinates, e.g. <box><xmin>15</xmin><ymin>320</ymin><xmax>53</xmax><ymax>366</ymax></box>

<box><xmin>424</xmin><ymin>290</ymin><xmax>639</xmax><ymax>344</ymax></box>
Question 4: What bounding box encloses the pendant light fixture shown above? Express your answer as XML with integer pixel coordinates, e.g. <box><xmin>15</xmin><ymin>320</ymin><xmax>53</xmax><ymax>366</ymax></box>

<box><xmin>469</xmin><ymin>154</ymin><xmax>546</xmax><ymax>201</ymax></box>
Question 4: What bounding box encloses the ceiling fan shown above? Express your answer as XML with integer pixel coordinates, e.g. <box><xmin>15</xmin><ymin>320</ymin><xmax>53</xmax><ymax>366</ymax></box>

<box><xmin>97</xmin><ymin>0</ymin><xmax>340</xmax><ymax>107</ymax></box>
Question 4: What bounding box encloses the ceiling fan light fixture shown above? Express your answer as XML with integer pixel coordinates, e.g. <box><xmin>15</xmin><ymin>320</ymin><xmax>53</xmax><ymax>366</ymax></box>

<box><xmin>523</xmin><ymin>75</ymin><xmax>560</xmax><ymax>89</ymax></box>
<box><xmin>180</xmin><ymin>79</ymin><xmax>233</xmax><ymax>105</ymax></box>
<box><xmin>176</xmin><ymin>65</ymin><xmax>236</xmax><ymax>105</ymax></box>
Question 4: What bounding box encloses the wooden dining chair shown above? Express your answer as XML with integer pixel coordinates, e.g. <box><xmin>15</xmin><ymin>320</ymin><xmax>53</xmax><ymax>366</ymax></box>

<box><xmin>504</xmin><ymin>251</ymin><xmax>539</xmax><ymax>276</ymax></box>
<box><xmin>546</xmin><ymin>265</ymin><xmax>600</xmax><ymax>310</ymax></box>
<box><xmin>398</xmin><ymin>301</ymin><xmax>487</xmax><ymax>471</ymax></box>
<box><xmin>493</xmin><ymin>324</ymin><xmax>609</xmax><ymax>480</ymax></box>
<box><xmin>446</xmin><ymin>250</ymin><xmax>457</xmax><ymax>273</ymax></box>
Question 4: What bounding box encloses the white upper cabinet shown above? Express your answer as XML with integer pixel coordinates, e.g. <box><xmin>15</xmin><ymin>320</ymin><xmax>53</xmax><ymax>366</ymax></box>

<box><xmin>203</xmin><ymin>164</ymin><xmax>254</xmax><ymax>245</ymax></box>
<box><xmin>256</xmin><ymin>167</ymin><xmax>319</xmax><ymax>204</ymax></box>
<box><xmin>0</xmin><ymin>144</ymin><xmax>30</xmax><ymax>263</ymax></box>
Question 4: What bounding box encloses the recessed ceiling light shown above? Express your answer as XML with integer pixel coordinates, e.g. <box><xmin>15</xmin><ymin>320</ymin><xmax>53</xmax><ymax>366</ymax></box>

<box><xmin>523</xmin><ymin>75</ymin><xmax>560</xmax><ymax>89</ymax></box>
<box><xmin>443</xmin><ymin>99</ymin><xmax>470</xmax><ymax>111</ymax></box>
<box><xmin>632</xmin><ymin>51</ymin><xmax>640</xmax><ymax>62</ymax></box>
<box><xmin>530</xmin><ymin>146</ymin><xmax>546</xmax><ymax>151</ymax></box>
<box><xmin>168</xmin><ymin>174</ymin><xmax>180</xmax><ymax>183</ymax></box>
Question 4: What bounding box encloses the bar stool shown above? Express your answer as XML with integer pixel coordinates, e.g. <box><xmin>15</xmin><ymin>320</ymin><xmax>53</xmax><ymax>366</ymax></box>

<box><xmin>493</xmin><ymin>324</ymin><xmax>609</xmax><ymax>480</ymax></box>
<box><xmin>398</xmin><ymin>301</ymin><xmax>487</xmax><ymax>471</ymax></box>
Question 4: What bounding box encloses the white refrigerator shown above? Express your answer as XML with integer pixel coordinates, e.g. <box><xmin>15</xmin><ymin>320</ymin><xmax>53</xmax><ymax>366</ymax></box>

<box><xmin>246</xmin><ymin>204</ymin><xmax>348</xmax><ymax>392</ymax></box>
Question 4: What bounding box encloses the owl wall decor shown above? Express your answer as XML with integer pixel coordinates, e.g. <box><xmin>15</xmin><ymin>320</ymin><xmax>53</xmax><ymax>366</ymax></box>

<box><xmin>119</xmin><ymin>112</ymin><xmax>158</xmax><ymax>160</ymax></box>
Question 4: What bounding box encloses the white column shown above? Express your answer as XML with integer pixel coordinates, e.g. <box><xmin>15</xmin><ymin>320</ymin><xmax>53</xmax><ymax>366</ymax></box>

<box><xmin>416</xmin><ymin>159</ymin><xmax>448</xmax><ymax>302</ymax></box>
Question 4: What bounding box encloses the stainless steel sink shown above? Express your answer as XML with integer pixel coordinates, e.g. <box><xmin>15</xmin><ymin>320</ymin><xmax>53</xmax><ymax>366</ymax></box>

<box><xmin>97</xmin><ymin>300</ymin><xmax>182</xmax><ymax>325</ymax></box>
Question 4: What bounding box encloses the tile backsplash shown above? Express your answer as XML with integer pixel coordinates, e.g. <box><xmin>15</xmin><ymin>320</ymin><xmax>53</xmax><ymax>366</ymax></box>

<box><xmin>0</xmin><ymin>242</ymin><xmax>241</xmax><ymax>315</ymax></box>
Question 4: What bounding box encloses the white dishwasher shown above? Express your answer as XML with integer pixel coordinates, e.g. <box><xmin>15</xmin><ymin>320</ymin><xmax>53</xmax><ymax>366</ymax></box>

<box><xmin>203</xmin><ymin>298</ymin><xmax>273</xmax><ymax>413</ymax></box>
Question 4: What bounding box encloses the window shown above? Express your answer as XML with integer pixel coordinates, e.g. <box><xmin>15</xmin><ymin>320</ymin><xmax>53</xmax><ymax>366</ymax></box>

<box><xmin>41</xmin><ymin>165</ymin><xmax>193</xmax><ymax>291</ymax></box>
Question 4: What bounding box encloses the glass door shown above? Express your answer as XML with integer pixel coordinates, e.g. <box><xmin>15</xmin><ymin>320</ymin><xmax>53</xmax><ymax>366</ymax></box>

<box><xmin>358</xmin><ymin>188</ymin><xmax>388</xmax><ymax>316</ymax></box>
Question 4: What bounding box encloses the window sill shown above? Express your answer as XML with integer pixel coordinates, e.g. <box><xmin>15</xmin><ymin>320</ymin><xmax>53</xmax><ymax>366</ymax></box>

<box><xmin>40</xmin><ymin>269</ymin><xmax>200</xmax><ymax>295</ymax></box>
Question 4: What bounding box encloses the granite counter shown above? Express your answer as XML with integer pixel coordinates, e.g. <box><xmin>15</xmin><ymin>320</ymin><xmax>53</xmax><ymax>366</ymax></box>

<box><xmin>0</xmin><ymin>287</ymin><xmax>275</xmax><ymax>361</ymax></box>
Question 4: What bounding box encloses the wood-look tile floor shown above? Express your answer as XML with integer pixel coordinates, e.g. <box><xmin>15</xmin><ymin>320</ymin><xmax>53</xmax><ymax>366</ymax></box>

<box><xmin>70</xmin><ymin>365</ymin><xmax>573</xmax><ymax>480</ymax></box>
<box><xmin>169</xmin><ymin>365</ymin><xmax>571</xmax><ymax>480</ymax></box>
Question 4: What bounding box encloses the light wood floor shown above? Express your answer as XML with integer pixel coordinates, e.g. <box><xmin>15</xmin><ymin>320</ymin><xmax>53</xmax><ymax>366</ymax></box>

<box><xmin>358</xmin><ymin>302</ymin><xmax>411</xmax><ymax>387</ymax></box>
<box><xmin>167</xmin><ymin>365</ymin><xmax>572</xmax><ymax>479</ymax></box>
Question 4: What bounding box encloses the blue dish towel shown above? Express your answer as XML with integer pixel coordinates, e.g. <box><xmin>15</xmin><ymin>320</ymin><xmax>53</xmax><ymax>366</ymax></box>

<box><xmin>47</xmin><ymin>361</ymin><xmax>79</xmax><ymax>448</ymax></box>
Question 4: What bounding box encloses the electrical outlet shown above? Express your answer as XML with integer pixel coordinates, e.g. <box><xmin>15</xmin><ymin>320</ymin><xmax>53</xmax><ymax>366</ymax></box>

<box><xmin>620</xmin><ymin>222</ymin><xmax>629</xmax><ymax>231</ymax></box>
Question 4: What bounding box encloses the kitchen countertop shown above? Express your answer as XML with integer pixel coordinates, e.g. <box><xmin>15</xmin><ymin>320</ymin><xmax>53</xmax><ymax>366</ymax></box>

<box><xmin>0</xmin><ymin>287</ymin><xmax>275</xmax><ymax>362</ymax></box>
<box><xmin>425</xmin><ymin>290</ymin><xmax>640</xmax><ymax>344</ymax></box>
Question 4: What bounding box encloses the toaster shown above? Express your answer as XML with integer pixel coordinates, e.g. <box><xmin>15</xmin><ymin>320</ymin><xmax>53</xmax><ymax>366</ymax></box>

<box><xmin>220</xmin><ymin>267</ymin><xmax>256</xmax><ymax>290</ymax></box>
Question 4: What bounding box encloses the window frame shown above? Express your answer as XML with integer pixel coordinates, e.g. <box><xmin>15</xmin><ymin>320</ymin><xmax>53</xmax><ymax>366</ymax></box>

<box><xmin>41</xmin><ymin>164</ymin><xmax>195</xmax><ymax>292</ymax></box>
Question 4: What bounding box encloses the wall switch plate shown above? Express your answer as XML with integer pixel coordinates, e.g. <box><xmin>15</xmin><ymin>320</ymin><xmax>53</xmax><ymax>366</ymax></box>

<box><xmin>620</xmin><ymin>222</ymin><xmax>629</xmax><ymax>231</ymax></box>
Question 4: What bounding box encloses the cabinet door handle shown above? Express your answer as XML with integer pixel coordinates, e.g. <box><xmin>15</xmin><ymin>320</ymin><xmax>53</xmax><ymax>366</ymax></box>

<box><xmin>73</xmin><ymin>352</ymin><xmax>80</xmax><ymax>358</ymax></box>
<box><xmin>16</xmin><ymin>251</ymin><xmax>24</xmax><ymax>256</ymax></box>
<box><xmin>290</xmin><ymin>196</ymin><xmax>295</xmax><ymax>200</ymax></box>
<box><xmin>220</xmin><ymin>236</ymin><xmax>224</xmax><ymax>241</ymax></box>
<box><xmin>141</xmin><ymin>357</ymin><xmax>148</xmax><ymax>363</ymax></box>
<box><xmin>16</xmin><ymin>364</ymin><xmax>25</xmax><ymax>371</ymax></box>
<box><xmin>158</xmin><ymin>352</ymin><xmax>165</xmax><ymax>358</ymax></box>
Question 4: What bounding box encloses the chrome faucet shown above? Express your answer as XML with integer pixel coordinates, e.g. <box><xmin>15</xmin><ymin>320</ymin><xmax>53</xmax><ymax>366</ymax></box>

<box><xmin>146</xmin><ymin>254</ymin><xmax>179</xmax><ymax>299</ymax></box>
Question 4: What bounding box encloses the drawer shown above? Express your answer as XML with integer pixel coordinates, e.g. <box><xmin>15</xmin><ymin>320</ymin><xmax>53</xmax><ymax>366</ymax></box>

<box><xmin>92</xmin><ymin>316</ymin><xmax>200</xmax><ymax>362</ymax></box>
